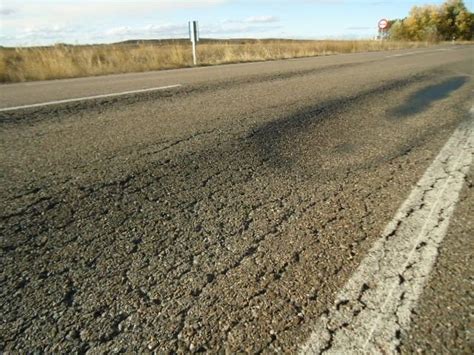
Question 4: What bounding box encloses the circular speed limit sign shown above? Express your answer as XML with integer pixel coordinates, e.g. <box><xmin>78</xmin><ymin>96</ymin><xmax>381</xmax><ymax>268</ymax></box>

<box><xmin>378</xmin><ymin>19</ymin><xmax>388</xmax><ymax>29</ymax></box>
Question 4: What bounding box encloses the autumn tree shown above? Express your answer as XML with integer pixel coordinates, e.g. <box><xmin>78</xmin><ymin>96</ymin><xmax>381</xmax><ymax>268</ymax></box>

<box><xmin>389</xmin><ymin>0</ymin><xmax>473</xmax><ymax>41</ymax></box>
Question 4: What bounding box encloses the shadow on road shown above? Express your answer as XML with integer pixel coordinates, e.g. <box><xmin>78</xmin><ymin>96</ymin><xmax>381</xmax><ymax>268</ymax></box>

<box><xmin>390</xmin><ymin>76</ymin><xmax>468</xmax><ymax>119</ymax></box>
<box><xmin>245</xmin><ymin>74</ymin><xmax>434</xmax><ymax>172</ymax></box>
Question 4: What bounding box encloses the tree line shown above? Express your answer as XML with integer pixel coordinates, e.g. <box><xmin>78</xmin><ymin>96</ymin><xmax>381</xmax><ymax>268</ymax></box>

<box><xmin>388</xmin><ymin>0</ymin><xmax>473</xmax><ymax>41</ymax></box>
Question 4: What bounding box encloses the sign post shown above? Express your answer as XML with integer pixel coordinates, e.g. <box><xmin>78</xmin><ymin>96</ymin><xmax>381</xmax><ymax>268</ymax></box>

<box><xmin>378</xmin><ymin>18</ymin><xmax>389</xmax><ymax>40</ymax></box>
<box><xmin>189</xmin><ymin>20</ymin><xmax>199</xmax><ymax>65</ymax></box>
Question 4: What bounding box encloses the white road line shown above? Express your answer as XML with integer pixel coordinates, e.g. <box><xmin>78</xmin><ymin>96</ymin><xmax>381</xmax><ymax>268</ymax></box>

<box><xmin>0</xmin><ymin>84</ymin><xmax>182</xmax><ymax>112</ymax></box>
<box><xmin>385</xmin><ymin>48</ymin><xmax>453</xmax><ymax>58</ymax></box>
<box><xmin>301</xmin><ymin>112</ymin><xmax>473</xmax><ymax>354</ymax></box>
<box><xmin>386</xmin><ymin>51</ymin><xmax>419</xmax><ymax>58</ymax></box>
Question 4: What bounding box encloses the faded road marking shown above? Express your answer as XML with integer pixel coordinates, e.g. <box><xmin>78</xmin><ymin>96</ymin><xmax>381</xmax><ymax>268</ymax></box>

<box><xmin>0</xmin><ymin>84</ymin><xmax>182</xmax><ymax>112</ymax></box>
<box><xmin>301</xmin><ymin>112</ymin><xmax>473</xmax><ymax>354</ymax></box>
<box><xmin>386</xmin><ymin>48</ymin><xmax>453</xmax><ymax>58</ymax></box>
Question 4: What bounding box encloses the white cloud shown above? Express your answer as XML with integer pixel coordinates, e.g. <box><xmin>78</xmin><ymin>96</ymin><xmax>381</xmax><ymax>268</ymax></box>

<box><xmin>0</xmin><ymin>17</ymin><xmax>283</xmax><ymax>47</ymax></box>
<box><xmin>105</xmin><ymin>24</ymin><xmax>188</xmax><ymax>38</ymax></box>
<box><xmin>203</xmin><ymin>23</ymin><xmax>281</xmax><ymax>36</ymax></box>
<box><xmin>0</xmin><ymin>8</ymin><xmax>15</xmax><ymax>15</ymax></box>
<box><xmin>222</xmin><ymin>15</ymin><xmax>280</xmax><ymax>26</ymax></box>
<box><xmin>6</xmin><ymin>0</ymin><xmax>228</xmax><ymax>17</ymax></box>
<box><xmin>1</xmin><ymin>1</ymin><xmax>230</xmax><ymax>30</ymax></box>
<box><xmin>200</xmin><ymin>16</ymin><xmax>282</xmax><ymax>37</ymax></box>
<box><xmin>104</xmin><ymin>21</ymin><xmax>281</xmax><ymax>41</ymax></box>
<box><xmin>345</xmin><ymin>26</ymin><xmax>372</xmax><ymax>30</ymax></box>
<box><xmin>0</xmin><ymin>0</ymin><xmax>233</xmax><ymax>46</ymax></box>
<box><xmin>244</xmin><ymin>15</ymin><xmax>280</xmax><ymax>24</ymax></box>
<box><xmin>0</xmin><ymin>24</ymin><xmax>85</xmax><ymax>45</ymax></box>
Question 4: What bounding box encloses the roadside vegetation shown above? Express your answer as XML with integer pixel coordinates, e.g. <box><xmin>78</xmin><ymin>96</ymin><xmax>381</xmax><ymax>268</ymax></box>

<box><xmin>0</xmin><ymin>0</ymin><xmax>471</xmax><ymax>83</ymax></box>
<box><xmin>0</xmin><ymin>40</ymin><xmax>434</xmax><ymax>83</ymax></box>
<box><xmin>388</xmin><ymin>0</ymin><xmax>473</xmax><ymax>41</ymax></box>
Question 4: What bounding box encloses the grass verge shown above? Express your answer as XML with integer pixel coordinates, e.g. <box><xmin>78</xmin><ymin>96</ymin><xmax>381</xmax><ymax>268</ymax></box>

<box><xmin>0</xmin><ymin>39</ymin><xmax>452</xmax><ymax>83</ymax></box>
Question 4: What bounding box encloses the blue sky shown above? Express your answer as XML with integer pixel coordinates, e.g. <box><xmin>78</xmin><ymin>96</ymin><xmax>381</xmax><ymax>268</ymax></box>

<box><xmin>0</xmin><ymin>0</ymin><xmax>471</xmax><ymax>46</ymax></box>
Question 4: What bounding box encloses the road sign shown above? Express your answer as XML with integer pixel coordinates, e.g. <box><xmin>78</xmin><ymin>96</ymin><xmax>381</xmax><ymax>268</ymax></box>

<box><xmin>189</xmin><ymin>21</ymin><xmax>199</xmax><ymax>43</ymax></box>
<box><xmin>378</xmin><ymin>19</ymin><xmax>388</xmax><ymax>30</ymax></box>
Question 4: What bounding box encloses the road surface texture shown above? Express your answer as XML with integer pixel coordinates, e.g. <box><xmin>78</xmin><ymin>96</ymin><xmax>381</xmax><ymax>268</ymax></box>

<box><xmin>1</xmin><ymin>45</ymin><xmax>473</xmax><ymax>353</ymax></box>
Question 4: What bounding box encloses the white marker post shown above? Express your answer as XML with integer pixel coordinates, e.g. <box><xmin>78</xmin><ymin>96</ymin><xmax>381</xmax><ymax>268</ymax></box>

<box><xmin>189</xmin><ymin>20</ymin><xmax>199</xmax><ymax>65</ymax></box>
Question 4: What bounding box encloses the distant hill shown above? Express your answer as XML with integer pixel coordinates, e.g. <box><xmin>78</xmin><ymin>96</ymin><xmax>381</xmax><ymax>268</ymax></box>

<box><xmin>2</xmin><ymin>38</ymin><xmax>333</xmax><ymax>49</ymax></box>
<box><xmin>114</xmin><ymin>38</ymin><xmax>311</xmax><ymax>46</ymax></box>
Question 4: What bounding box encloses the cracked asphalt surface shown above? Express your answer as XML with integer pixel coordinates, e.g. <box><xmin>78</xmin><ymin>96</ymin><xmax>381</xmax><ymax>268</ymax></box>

<box><xmin>400</xmin><ymin>165</ymin><xmax>473</xmax><ymax>354</ymax></box>
<box><xmin>301</xmin><ymin>115</ymin><xmax>473</xmax><ymax>354</ymax></box>
<box><xmin>1</xmin><ymin>45</ymin><xmax>473</xmax><ymax>353</ymax></box>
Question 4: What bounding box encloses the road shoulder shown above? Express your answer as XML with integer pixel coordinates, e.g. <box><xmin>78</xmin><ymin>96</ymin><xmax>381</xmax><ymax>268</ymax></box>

<box><xmin>400</xmin><ymin>165</ymin><xmax>473</xmax><ymax>354</ymax></box>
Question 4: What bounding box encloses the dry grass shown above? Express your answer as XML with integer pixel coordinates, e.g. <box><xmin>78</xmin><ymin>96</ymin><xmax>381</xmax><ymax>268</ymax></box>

<box><xmin>0</xmin><ymin>39</ymin><xmax>437</xmax><ymax>83</ymax></box>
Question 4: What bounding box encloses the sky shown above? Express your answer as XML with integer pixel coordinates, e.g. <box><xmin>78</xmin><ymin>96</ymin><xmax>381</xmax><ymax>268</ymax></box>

<box><xmin>0</xmin><ymin>0</ymin><xmax>471</xmax><ymax>47</ymax></box>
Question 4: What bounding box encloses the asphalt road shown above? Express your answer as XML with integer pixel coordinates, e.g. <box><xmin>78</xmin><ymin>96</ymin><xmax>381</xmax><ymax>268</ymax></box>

<box><xmin>1</xmin><ymin>45</ymin><xmax>473</xmax><ymax>353</ymax></box>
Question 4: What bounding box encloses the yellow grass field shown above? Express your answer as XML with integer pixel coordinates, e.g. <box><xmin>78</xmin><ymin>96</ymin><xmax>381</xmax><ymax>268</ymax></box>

<box><xmin>0</xmin><ymin>39</ymin><xmax>436</xmax><ymax>83</ymax></box>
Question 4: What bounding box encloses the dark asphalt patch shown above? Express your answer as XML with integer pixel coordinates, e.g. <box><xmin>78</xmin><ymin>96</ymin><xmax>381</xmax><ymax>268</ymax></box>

<box><xmin>246</xmin><ymin>72</ymin><xmax>437</xmax><ymax>171</ymax></box>
<box><xmin>390</xmin><ymin>76</ymin><xmax>468</xmax><ymax>119</ymax></box>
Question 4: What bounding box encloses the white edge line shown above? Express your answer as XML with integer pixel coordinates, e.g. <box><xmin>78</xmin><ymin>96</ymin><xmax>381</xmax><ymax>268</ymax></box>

<box><xmin>385</xmin><ymin>48</ymin><xmax>454</xmax><ymax>58</ymax></box>
<box><xmin>300</xmin><ymin>109</ymin><xmax>473</xmax><ymax>353</ymax></box>
<box><xmin>0</xmin><ymin>84</ymin><xmax>182</xmax><ymax>112</ymax></box>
